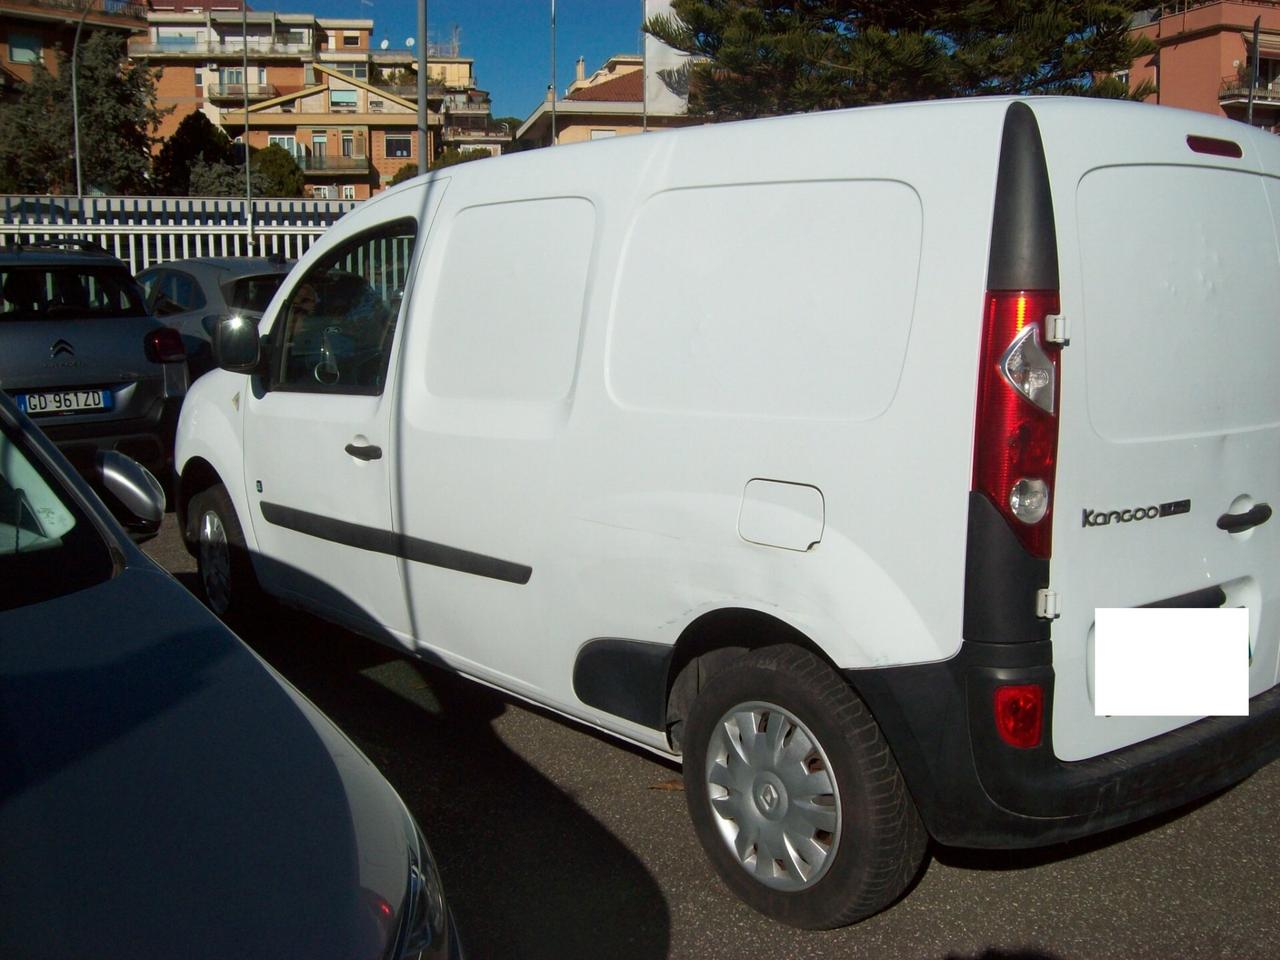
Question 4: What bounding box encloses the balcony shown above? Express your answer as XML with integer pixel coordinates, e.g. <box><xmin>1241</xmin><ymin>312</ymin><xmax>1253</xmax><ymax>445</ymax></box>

<box><xmin>296</xmin><ymin>155</ymin><xmax>370</xmax><ymax>174</ymax></box>
<box><xmin>443</xmin><ymin>125</ymin><xmax>512</xmax><ymax>142</ymax></box>
<box><xmin>128</xmin><ymin>39</ymin><xmax>314</xmax><ymax>59</ymax></box>
<box><xmin>443</xmin><ymin>101</ymin><xmax>490</xmax><ymax>116</ymax></box>
<box><xmin>374</xmin><ymin>83</ymin><xmax>448</xmax><ymax>101</ymax></box>
<box><xmin>25</xmin><ymin>0</ymin><xmax>146</xmax><ymax>24</ymax></box>
<box><xmin>207</xmin><ymin>82</ymin><xmax>279</xmax><ymax>103</ymax></box>
<box><xmin>1220</xmin><ymin>76</ymin><xmax>1280</xmax><ymax>108</ymax></box>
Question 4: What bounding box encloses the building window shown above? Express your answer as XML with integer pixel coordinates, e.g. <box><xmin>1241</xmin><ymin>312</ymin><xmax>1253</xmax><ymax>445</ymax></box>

<box><xmin>312</xmin><ymin>186</ymin><xmax>332</xmax><ymax>199</ymax></box>
<box><xmin>341</xmin><ymin>185</ymin><xmax>356</xmax><ymax>200</ymax></box>
<box><xmin>8</xmin><ymin>31</ymin><xmax>41</xmax><ymax>65</ymax></box>
<box><xmin>341</xmin><ymin>134</ymin><xmax>354</xmax><ymax>157</ymax></box>
<box><xmin>1114</xmin><ymin>69</ymin><xmax>1130</xmax><ymax>88</ymax></box>
<box><xmin>385</xmin><ymin>135</ymin><xmax>412</xmax><ymax>159</ymax></box>
<box><xmin>589</xmin><ymin>129</ymin><xmax>618</xmax><ymax>140</ymax></box>
<box><xmin>343</xmin><ymin>33</ymin><xmax>360</xmax><ymax>47</ymax></box>
<box><xmin>330</xmin><ymin>89</ymin><xmax>357</xmax><ymax>111</ymax></box>
<box><xmin>268</xmin><ymin>135</ymin><xmax>297</xmax><ymax>156</ymax></box>
<box><xmin>369</xmin><ymin>99</ymin><xmax>385</xmax><ymax>112</ymax></box>
<box><xmin>336</xmin><ymin>63</ymin><xmax>368</xmax><ymax>80</ymax></box>
<box><xmin>222</xmin><ymin>66</ymin><xmax>244</xmax><ymax>85</ymax></box>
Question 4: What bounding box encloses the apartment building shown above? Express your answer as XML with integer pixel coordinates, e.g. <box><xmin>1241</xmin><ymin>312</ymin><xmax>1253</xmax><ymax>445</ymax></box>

<box><xmin>132</xmin><ymin>2</ymin><xmax>509</xmax><ymax>198</ymax></box>
<box><xmin>0</xmin><ymin>0</ymin><xmax>147</xmax><ymax>97</ymax></box>
<box><xmin>1127</xmin><ymin>1</ymin><xmax>1280</xmax><ymax>130</ymax></box>
<box><xmin>517</xmin><ymin>52</ymin><xmax>696</xmax><ymax>147</ymax></box>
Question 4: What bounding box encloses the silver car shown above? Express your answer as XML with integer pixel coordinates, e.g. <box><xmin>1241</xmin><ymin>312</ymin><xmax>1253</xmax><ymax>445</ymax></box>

<box><xmin>137</xmin><ymin>256</ymin><xmax>292</xmax><ymax>379</ymax></box>
<box><xmin>0</xmin><ymin>240</ymin><xmax>187</xmax><ymax>487</ymax></box>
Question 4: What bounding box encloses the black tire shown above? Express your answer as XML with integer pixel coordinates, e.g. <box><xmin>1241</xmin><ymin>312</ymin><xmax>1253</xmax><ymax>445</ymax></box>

<box><xmin>682</xmin><ymin>644</ymin><xmax>928</xmax><ymax>929</ymax></box>
<box><xmin>186</xmin><ymin>483</ymin><xmax>260</xmax><ymax>622</ymax></box>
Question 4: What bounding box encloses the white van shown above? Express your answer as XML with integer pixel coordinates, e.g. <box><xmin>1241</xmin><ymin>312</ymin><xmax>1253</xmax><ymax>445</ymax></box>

<box><xmin>176</xmin><ymin>97</ymin><xmax>1280</xmax><ymax>929</ymax></box>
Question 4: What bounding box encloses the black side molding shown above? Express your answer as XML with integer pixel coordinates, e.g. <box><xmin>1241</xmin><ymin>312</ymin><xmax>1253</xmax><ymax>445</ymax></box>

<box><xmin>572</xmin><ymin>637</ymin><xmax>672</xmax><ymax>731</ymax></box>
<box><xmin>260</xmin><ymin>502</ymin><xmax>532</xmax><ymax>585</ymax></box>
<box><xmin>987</xmin><ymin>101</ymin><xmax>1059</xmax><ymax>291</ymax></box>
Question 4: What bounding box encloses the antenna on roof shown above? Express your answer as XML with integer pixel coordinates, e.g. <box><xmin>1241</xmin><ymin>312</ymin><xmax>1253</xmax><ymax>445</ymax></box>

<box><xmin>379</xmin><ymin>39</ymin><xmax>389</xmax><ymax>50</ymax></box>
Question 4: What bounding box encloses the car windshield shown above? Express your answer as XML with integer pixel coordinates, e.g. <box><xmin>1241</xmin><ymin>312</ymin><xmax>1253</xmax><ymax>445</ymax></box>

<box><xmin>0</xmin><ymin>265</ymin><xmax>145</xmax><ymax>321</ymax></box>
<box><xmin>225</xmin><ymin>273</ymin><xmax>286</xmax><ymax>315</ymax></box>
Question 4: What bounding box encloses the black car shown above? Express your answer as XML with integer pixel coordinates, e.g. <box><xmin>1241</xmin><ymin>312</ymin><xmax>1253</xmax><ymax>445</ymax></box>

<box><xmin>0</xmin><ymin>391</ymin><xmax>462</xmax><ymax>960</ymax></box>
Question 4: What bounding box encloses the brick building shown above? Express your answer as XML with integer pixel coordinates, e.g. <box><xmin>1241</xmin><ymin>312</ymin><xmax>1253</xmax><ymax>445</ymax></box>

<box><xmin>132</xmin><ymin>2</ymin><xmax>509</xmax><ymax>198</ymax></box>
<box><xmin>1126</xmin><ymin>1</ymin><xmax>1280</xmax><ymax>130</ymax></box>
<box><xmin>0</xmin><ymin>0</ymin><xmax>147</xmax><ymax>98</ymax></box>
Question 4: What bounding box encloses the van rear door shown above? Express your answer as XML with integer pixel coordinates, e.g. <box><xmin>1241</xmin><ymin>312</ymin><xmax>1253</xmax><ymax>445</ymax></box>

<box><xmin>1044</xmin><ymin>104</ymin><xmax>1280</xmax><ymax>761</ymax></box>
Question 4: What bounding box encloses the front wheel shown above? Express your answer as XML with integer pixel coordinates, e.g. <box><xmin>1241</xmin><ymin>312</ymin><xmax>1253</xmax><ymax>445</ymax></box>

<box><xmin>187</xmin><ymin>483</ymin><xmax>260</xmax><ymax>622</ymax></box>
<box><xmin>682</xmin><ymin>645</ymin><xmax>928</xmax><ymax>929</ymax></box>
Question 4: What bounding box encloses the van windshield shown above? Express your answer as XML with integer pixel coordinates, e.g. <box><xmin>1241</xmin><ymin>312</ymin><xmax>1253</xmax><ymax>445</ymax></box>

<box><xmin>0</xmin><ymin>266</ymin><xmax>145</xmax><ymax>321</ymax></box>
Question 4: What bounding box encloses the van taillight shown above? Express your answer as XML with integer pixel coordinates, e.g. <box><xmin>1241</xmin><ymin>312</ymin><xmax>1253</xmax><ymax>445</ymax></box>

<box><xmin>994</xmin><ymin>683</ymin><xmax>1044</xmax><ymax>749</ymax></box>
<box><xmin>972</xmin><ymin>290</ymin><xmax>1061</xmax><ymax>559</ymax></box>
<box><xmin>145</xmin><ymin>327</ymin><xmax>186</xmax><ymax>363</ymax></box>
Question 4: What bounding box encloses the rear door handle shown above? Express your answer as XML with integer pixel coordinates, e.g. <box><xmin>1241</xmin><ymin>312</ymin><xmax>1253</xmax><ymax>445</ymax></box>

<box><xmin>1217</xmin><ymin>503</ymin><xmax>1272</xmax><ymax>533</ymax></box>
<box><xmin>344</xmin><ymin>442</ymin><xmax>382</xmax><ymax>461</ymax></box>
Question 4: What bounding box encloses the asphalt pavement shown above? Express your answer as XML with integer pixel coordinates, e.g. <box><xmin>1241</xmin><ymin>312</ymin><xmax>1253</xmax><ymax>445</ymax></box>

<box><xmin>146</xmin><ymin>518</ymin><xmax>1280</xmax><ymax>960</ymax></box>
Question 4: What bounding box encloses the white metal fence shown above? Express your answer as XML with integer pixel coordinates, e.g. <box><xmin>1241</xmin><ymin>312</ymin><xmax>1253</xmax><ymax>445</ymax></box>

<box><xmin>0</xmin><ymin>195</ymin><xmax>358</xmax><ymax>274</ymax></box>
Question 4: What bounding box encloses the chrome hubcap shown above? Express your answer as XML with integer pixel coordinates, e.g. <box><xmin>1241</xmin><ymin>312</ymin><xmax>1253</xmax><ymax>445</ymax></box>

<box><xmin>198</xmin><ymin>509</ymin><xmax>232</xmax><ymax>616</ymax></box>
<box><xmin>704</xmin><ymin>701</ymin><xmax>841</xmax><ymax>891</ymax></box>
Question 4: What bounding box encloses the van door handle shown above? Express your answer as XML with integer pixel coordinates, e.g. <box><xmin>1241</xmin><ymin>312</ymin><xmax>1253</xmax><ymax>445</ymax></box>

<box><xmin>344</xmin><ymin>442</ymin><xmax>382</xmax><ymax>461</ymax></box>
<box><xmin>1217</xmin><ymin>503</ymin><xmax>1272</xmax><ymax>533</ymax></box>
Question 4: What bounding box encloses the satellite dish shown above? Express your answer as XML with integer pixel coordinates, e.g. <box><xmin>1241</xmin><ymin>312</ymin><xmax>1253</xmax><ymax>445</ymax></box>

<box><xmin>405</xmin><ymin>37</ymin><xmax>415</xmax><ymax>48</ymax></box>
<box><xmin>379</xmin><ymin>39</ymin><xmax>389</xmax><ymax>50</ymax></box>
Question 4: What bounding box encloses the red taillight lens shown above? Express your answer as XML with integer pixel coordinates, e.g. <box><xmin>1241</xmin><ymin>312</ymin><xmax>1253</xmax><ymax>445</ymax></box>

<box><xmin>145</xmin><ymin>326</ymin><xmax>186</xmax><ymax>363</ymax></box>
<box><xmin>994</xmin><ymin>683</ymin><xmax>1044</xmax><ymax>749</ymax></box>
<box><xmin>972</xmin><ymin>290</ymin><xmax>1061</xmax><ymax>558</ymax></box>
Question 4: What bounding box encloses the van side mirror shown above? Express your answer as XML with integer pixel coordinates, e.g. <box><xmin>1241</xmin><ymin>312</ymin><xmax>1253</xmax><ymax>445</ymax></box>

<box><xmin>213</xmin><ymin>315</ymin><xmax>263</xmax><ymax>374</ymax></box>
<box><xmin>93</xmin><ymin>450</ymin><xmax>165</xmax><ymax>543</ymax></box>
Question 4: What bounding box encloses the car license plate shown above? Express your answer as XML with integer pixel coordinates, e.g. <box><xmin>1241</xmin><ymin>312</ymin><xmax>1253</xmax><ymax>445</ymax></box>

<box><xmin>19</xmin><ymin>389</ymin><xmax>112</xmax><ymax>415</ymax></box>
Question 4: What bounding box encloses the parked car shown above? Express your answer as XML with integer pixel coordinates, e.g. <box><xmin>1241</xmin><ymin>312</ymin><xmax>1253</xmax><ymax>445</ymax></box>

<box><xmin>0</xmin><ymin>239</ymin><xmax>187</xmax><ymax>490</ymax></box>
<box><xmin>0</xmin><ymin>389</ymin><xmax>462</xmax><ymax>960</ymax></box>
<box><xmin>137</xmin><ymin>256</ymin><xmax>292</xmax><ymax>378</ymax></box>
<box><xmin>176</xmin><ymin>97</ymin><xmax>1280</xmax><ymax>929</ymax></box>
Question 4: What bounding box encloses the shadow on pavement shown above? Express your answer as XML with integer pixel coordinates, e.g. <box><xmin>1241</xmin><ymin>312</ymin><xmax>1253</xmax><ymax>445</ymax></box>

<box><xmin>216</xmin><ymin>590</ymin><xmax>672</xmax><ymax>960</ymax></box>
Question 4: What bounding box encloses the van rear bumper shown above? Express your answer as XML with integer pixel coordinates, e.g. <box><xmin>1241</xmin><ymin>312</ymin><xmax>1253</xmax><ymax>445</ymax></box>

<box><xmin>847</xmin><ymin>640</ymin><xmax>1280</xmax><ymax>849</ymax></box>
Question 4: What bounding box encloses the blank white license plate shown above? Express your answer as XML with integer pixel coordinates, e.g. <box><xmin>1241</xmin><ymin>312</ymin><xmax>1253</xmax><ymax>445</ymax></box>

<box><xmin>20</xmin><ymin>389</ymin><xmax>112</xmax><ymax>415</ymax></box>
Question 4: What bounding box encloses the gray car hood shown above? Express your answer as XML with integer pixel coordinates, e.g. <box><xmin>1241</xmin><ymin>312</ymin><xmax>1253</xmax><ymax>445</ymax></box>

<box><xmin>0</xmin><ymin>565</ymin><xmax>412</xmax><ymax>960</ymax></box>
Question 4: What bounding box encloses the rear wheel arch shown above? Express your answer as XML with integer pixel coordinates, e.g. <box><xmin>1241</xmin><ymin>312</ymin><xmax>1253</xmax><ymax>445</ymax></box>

<box><xmin>665</xmin><ymin>608</ymin><xmax>843</xmax><ymax>753</ymax></box>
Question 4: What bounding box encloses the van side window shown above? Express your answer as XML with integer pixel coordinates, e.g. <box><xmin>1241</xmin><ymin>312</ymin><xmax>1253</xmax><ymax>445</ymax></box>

<box><xmin>273</xmin><ymin>217</ymin><xmax>417</xmax><ymax>394</ymax></box>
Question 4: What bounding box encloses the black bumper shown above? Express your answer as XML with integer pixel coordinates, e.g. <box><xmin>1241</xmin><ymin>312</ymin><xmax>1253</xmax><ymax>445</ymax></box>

<box><xmin>847</xmin><ymin>640</ymin><xmax>1280</xmax><ymax>849</ymax></box>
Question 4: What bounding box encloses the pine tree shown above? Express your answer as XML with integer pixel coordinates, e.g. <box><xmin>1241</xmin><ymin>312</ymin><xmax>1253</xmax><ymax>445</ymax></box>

<box><xmin>0</xmin><ymin>32</ymin><xmax>166</xmax><ymax>194</ymax></box>
<box><xmin>153</xmin><ymin>111</ymin><xmax>237</xmax><ymax>197</ymax></box>
<box><xmin>645</xmin><ymin>1</ymin><xmax>1157</xmax><ymax>121</ymax></box>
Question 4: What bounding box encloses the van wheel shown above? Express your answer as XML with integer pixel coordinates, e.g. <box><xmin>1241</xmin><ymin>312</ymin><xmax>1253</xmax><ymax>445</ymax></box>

<box><xmin>188</xmin><ymin>484</ymin><xmax>259</xmax><ymax>622</ymax></box>
<box><xmin>682</xmin><ymin>645</ymin><xmax>927</xmax><ymax>929</ymax></box>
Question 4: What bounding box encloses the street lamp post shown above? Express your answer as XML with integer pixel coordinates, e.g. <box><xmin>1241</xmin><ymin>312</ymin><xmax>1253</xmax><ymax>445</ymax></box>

<box><xmin>417</xmin><ymin>0</ymin><xmax>428</xmax><ymax>174</ymax></box>
<box><xmin>71</xmin><ymin>0</ymin><xmax>95</xmax><ymax>201</ymax></box>
<box><xmin>243</xmin><ymin>0</ymin><xmax>253</xmax><ymax>249</ymax></box>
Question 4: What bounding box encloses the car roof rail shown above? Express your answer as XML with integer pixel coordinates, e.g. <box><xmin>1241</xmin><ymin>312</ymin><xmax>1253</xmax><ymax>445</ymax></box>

<box><xmin>10</xmin><ymin>238</ymin><xmax>111</xmax><ymax>256</ymax></box>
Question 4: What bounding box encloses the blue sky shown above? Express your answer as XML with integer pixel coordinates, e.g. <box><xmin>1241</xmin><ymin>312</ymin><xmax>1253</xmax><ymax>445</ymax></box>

<box><xmin>267</xmin><ymin>0</ymin><xmax>651</xmax><ymax>120</ymax></box>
